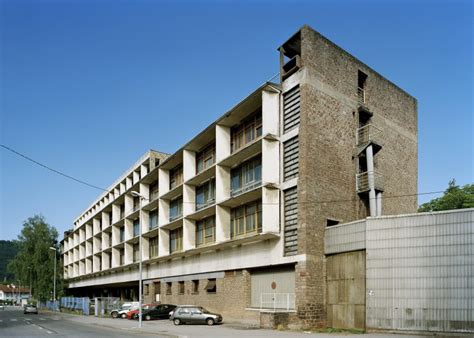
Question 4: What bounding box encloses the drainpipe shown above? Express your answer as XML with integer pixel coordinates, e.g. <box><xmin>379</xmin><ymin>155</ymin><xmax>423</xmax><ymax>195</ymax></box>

<box><xmin>376</xmin><ymin>192</ymin><xmax>382</xmax><ymax>216</ymax></box>
<box><xmin>366</xmin><ymin>145</ymin><xmax>377</xmax><ymax>216</ymax></box>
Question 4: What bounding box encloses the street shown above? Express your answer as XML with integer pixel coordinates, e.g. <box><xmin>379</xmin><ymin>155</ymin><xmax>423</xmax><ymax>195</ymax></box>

<box><xmin>0</xmin><ymin>306</ymin><xmax>435</xmax><ymax>338</ymax></box>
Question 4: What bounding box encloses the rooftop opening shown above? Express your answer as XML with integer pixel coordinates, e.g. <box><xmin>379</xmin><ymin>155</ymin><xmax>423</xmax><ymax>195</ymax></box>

<box><xmin>279</xmin><ymin>31</ymin><xmax>301</xmax><ymax>81</ymax></box>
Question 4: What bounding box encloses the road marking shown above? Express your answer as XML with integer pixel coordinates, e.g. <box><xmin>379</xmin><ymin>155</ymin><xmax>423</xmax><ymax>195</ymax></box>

<box><xmin>46</xmin><ymin>331</ymin><xmax>53</xmax><ymax>334</ymax></box>
<box><xmin>0</xmin><ymin>319</ymin><xmax>3</xmax><ymax>323</ymax></box>
<box><xmin>39</xmin><ymin>318</ymin><xmax>46</xmax><ymax>320</ymax></box>
<box><xmin>10</xmin><ymin>318</ymin><xmax>17</xmax><ymax>322</ymax></box>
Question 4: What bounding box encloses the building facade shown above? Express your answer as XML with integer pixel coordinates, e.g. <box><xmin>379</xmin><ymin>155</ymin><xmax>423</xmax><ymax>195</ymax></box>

<box><xmin>62</xmin><ymin>25</ymin><xmax>418</xmax><ymax>327</ymax></box>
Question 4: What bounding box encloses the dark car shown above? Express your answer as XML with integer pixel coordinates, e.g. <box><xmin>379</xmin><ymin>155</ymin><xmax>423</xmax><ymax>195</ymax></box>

<box><xmin>170</xmin><ymin>305</ymin><xmax>222</xmax><ymax>326</ymax></box>
<box><xmin>23</xmin><ymin>304</ymin><xmax>38</xmax><ymax>314</ymax></box>
<box><xmin>140</xmin><ymin>304</ymin><xmax>176</xmax><ymax>321</ymax></box>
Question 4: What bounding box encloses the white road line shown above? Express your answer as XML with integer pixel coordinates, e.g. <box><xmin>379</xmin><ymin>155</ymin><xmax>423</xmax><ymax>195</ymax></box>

<box><xmin>0</xmin><ymin>319</ymin><xmax>3</xmax><ymax>323</ymax></box>
<box><xmin>46</xmin><ymin>331</ymin><xmax>53</xmax><ymax>334</ymax></box>
<box><xmin>39</xmin><ymin>318</ymin><xmax>46</xmax><ymax>320</ymax></box>
<box><xmin>10</xmin><ymin>318</ymin><xmax>17</xmax><ymax>322</ymax></box>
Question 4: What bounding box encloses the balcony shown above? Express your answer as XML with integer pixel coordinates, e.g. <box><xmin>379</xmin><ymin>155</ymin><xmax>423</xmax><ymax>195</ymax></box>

<box><xmin>356</xmin><ymin>171</ymin><xmax>384</xmax><ymax>193</ymax></box>
<box><xmin>356</xmin><ymin>124</ymin><xmax>383</xmax><ymax>155</ymax></box>
<box><xmin>357</xmin><ymin>87</ymin><xmax>365</xmax><ymax>104</ymax></box>
<box><xmin>150</xmin><ymin>189</ymin><xmax>159</xmax><ymax>201</ymax></box>
<box><xmin>231</xmin><ymin>180</ymin><xmax>262</xmax><ymax>198</ymax></box>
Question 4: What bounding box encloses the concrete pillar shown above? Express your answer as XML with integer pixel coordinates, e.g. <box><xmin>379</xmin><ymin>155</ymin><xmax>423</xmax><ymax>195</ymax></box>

<box><xmin>183</xmin><ymin>184</ymin><xmax>195</xmax><ymax>217</ymax></box>
<box><xmin>216</xmin><ymin>165</ymin><xmax>230</xmax><ymax>203</ymax></box>
<box><xmin>159</xmin><ymin>168</ymin><xmax>170</xmax><ymax>196</ymax></box>
<box><xmin>376</xmin><ymin>192</ymin><xmax>383</xmax><ymax>216</ymax></box>
<box><xmin>140</xmin><ymin>183</ymin><xmax>149</xmax><ymax>201</ymax></box>
<box><xmin>216</xmin><ymin>125</ymin><xmax>230</xmax><ymax>161</ymax></box>
<box><xmin>183</xmin><ymin>149</ymin><xmax>196</xmax><ymax>181</ymax></box>
<box><xmin>366</xmin><ymin>145</ymin><xmax>376</xmax><ymax>216</ymax></box>
<box><xmin>216</xmin><ymin>205</ymin><xmax>231</xmax><ymax>242</ymax></box>
<box><xmin>158</xmin><ymin>229</ymin><xmax>170</xmax><ymax>257</ymax></box>
<box><xmin>262</xmin><ymin>187</ymin><xmax>279</xmax><ymax>234</ymax></box>
<box><xmin>158</xmin><ymin>199</ymin><xmax>169</xmax><ymax>226</ymax></box>
<box><xmin>262</xmin><ymin>89</ymin><xmax>280</xmax><ymax>135</ymax></box>
<box><xmin>262</xmin><ymin>139</ymin><xmax>279</xmax><ymax>185</ymax></box>
<box><xmin>183</xmin><ymin>218</ymin><xmax>196</xmax><ymax>251</ymax></box>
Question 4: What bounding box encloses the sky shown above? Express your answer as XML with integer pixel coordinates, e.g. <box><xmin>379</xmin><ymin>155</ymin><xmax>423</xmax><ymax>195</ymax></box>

<box><xmin>0</xmin><ymin>0</ymin><xmax>472</xmax><ymax>241</ymax></box>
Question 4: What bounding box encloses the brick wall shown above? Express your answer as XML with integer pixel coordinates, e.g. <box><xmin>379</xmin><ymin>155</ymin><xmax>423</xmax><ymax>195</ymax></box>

<box><xmin>144</xmin><ymin>269</ymin><xmax>259</xmax><ymax>323</ymax></box>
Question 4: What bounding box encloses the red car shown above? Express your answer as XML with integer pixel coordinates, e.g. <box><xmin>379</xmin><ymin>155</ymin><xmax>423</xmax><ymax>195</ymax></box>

<box><xmin>126</xmin><ymin>304</ymin><xmax>158</xmax><ymax>319</ymax></box>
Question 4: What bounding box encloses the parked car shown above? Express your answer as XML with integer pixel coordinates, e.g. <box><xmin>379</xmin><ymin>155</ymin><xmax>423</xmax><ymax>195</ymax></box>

<box><xmin>126</xmin><ymin>303</ymin><xmax>157</xmax><ymax>319</ymax></box>
<box><xmin>110</xmin><ymin>302</ymin><xmax>139</xmax><ymax>319</ymax></box>
<box><xmin>170</xmin><ymin>305</ymin><xmax>222</xmax><ymax>326</ymax></box>
<box><xmin>139</xmin><ymin>304</ymin><xmax>176</xmax><ymax>321</ymax></box>
<box><xmin>23</xmin><ymin>304</ymin><xmax>38</xmax><ymax>314</ymax></box>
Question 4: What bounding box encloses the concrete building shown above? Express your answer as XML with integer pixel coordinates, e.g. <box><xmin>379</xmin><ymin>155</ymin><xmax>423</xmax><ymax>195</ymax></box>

<box><xmin>62</xmin><ymin>25</ymin><xmax>418</xmax><ymax>328</ymax></box>
<box><xmin>0</xmin><ymin>285</ymin><xmax>30</xmax><ymax>305</ymax></box>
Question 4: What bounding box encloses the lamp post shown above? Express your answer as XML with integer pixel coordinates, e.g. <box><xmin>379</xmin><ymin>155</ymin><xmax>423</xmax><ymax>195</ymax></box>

<box><xmin>131</xmin><ymin>191</ymin><xmax>147</xmax><ymax>329</ymax></box>
<box><xmin>28</xmin><ymin>267</ymin><xmax>32</xmax><ymax>299</ymax></box>
<box><xmin>49</xmin><ymin>247</ymin><xmax>57</xmax><ymax>303</ymax></box>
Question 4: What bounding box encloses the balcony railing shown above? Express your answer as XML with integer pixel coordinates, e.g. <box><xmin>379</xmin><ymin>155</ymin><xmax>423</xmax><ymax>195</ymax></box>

<box><xmin>260</xmin><ymin>293</ymin><xmax>295</xmax><ymax>310</ymax></box>
<box><xmin>231</xmin><ymin>180</ymin><xmax>262</xmax><ymax>198</ymax></box>
<box><xmin>356</xmin><ymin>171</ymin><xmax>384</xmax><ymax>193</ymax></box>
<box><xmin>169</xmin><ymin>213</ymin><xmax>182</xmax><ymax>222</ymax></box>
<box><xmin>196</xmin><ymin>198</ymin><xmax>215</xmax><ymax>211</ymax></box>
<box><xmin>357</xmin><ymin>124</ymin><xmax>382</xmax><ymax>147</ymax></box>
<box><xmin>357</xmin><ymin>87</ymin><xmax>365</xmax><ymax>104</ymax></box>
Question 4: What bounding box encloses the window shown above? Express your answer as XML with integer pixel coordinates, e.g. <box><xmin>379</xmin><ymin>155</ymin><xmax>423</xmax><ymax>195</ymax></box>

<box><xmin>358</xmin><ymin>70</ymin><xmax>368</xmax><ymax>103</ymax></box>
<box><xmin>230</xmin><ymin>156</ymin><xmax>262</xmax><ymax>197</ymax></box>
<box><xmin>283</xmin><ymin>85</ymin><xmax>300</xmax><ymax>133</ymax></box>
<box><xmin>169</xmin><ymin>197</ymin><xmax>183</xmax><ymax>222</ymax></box>
<box><xmin>169</xmin><ymin>165</ymin><xmax>183</xmax><ymax>190</ymax></box>
<box><xmin>149</xmin><ymin>181</ymin><xmax>159</xmax><ymax>200</ymax></box>
<box><xmin>178</xmin><ymin>281</ymin><xmax>184</xmax><ymax>295</ymax></box>
<box><xmin>119</xmin><ymin>226</ymin><xmax>125</xmax><ymax>242</ymax></box>
<box><xmin>133</xmin><ymin>219</ymin><xmax>140</xmax><ymax>237</ymax></box>
<box><xmin>149</xmin><ymin>236</ymin><xmax>159</xmax><ymax>258</ymax></box>
<box><xmin>326</xmin><ymin>219</ymin><xmax>340</xmax><ymax>227</ymax></box>
<box><xmin>283</xmin><ymin>136</ymin><xmax>299</xmax><ymax>181</ymax></box>
<box><xmin>196</xmin><ymin>143</ymin><xmax>215</xmax><ymax>174</ymax></box>
<box><xmin>195</xmin><ymin>180</ymin><xmax>215</xmax><ymax>210</ymax></box>
<box><xmin>133</xmin><ymin>196</ymin><xmax>140</xmax><ymax>211</ymax></box>
<box><xmin>133</xmin><ymin>243</ymin><xmax>139</xmax><ymax>262</ymax></box>
<box><xmin>231</xmin><ymin>111</ymin><xmax>262</xmax><ymax>153</ymax></box>
<box><xmin>192</xmin><ymin>280</ymin><xmax>199</xmax><ymax>294</ymax></box>
<box><xmin>169</xmin><ymin>227</ymin><xmax>183</xmax><ymax>253</ymax></box>
<box><xmin>231</xmin><ymin>200</ymin><xmax>262</xmax><ymax>238</ymax></box>
<box><xmin>284</xmin><ymin>188</ymin><xmax>298</xmax><ymax>256</ymax></box>
<box><xmin>120</xmin><ymin>205</ymin><xmax>125</xmax><ymax>220</ymax></box>
<box><xmin>205</xmin><ymin>279</ymin><xmax>216</xmax><ymax>293</ymax></box>
<box><xmin>149</xmin><ymin>209</ymin><xmax>158</xmax><ymax>230</ymax></box>
<box><xmin>144</xmin><ymin>284</ymin><xmax>149</xmax><ymax>295</ymax></box>
<box><xmin>166</xmin><ymin>282</ymin><xmax>172</xmax><ymax>295</ymax></box>
<box><xmin>196</xmin><ymin>216</ymin><xmax>216</xmax><ymax>247</ymax></box>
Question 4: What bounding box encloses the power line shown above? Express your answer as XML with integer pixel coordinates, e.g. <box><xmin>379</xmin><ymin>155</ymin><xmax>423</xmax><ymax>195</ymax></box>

<box><xmin>0</xmin><ymin>144</ymin><xmax>108</xmax><ymax>192</ymax></box>
<box><xmin>1</xmin><ymin>144</ymin><xmax>444</xmax><ymax>213</ymax></box>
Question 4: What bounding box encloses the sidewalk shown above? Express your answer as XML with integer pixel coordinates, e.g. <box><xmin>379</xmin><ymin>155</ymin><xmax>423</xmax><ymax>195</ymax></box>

<box><xmin>40</xmin><ymin>310</ymin><xmax>436</xmax><ymax>338</ymax></box>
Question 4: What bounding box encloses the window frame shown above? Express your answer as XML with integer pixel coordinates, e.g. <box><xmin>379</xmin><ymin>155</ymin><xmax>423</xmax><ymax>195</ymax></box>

<box><xmin>231</xmin><ymin>200</ymin><xmax>262</xmax><ymax>238</ymax></box>
<box><xmin>230</xmin><ymin>111</ymin><xmax>263</xmax><ymax>153</ymax></box>
<box><xmin>169</xmin><ymin>227</ymin><xmax>183</xmax><ymax>254</ymax></box>
<box><xmin>196</xmin><ymin>216</ymin><xmax>216</xmax><ymax>247</ymax></box>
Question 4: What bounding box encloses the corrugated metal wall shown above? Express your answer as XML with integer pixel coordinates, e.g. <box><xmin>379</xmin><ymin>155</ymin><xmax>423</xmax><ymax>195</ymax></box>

<box><xmin>365</xmin><ymin>209</ymin><xmax>474</xmax><ymax>332</ymax></box>
<box><xmin>325</xmin><ymin>220</ymin><xmax>366</xmax><ymax>255</ymax></box>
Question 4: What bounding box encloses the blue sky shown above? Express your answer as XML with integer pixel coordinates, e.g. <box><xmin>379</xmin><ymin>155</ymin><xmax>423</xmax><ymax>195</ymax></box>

<box><xmin>1</xmin><ymin>0</ymin><xmax>472</xmax><ymax>240</ymax></box>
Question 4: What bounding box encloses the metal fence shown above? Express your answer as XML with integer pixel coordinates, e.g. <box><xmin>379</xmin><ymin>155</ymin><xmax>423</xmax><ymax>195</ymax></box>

<box><xmin>60</xmin><ymin>297</ymin><xmax>90</xmax><ymax>315</ymax></box>
<box><xmin>260</xmin><ymin>293</ymin><xmax>295</xmax><ymax>311</ymax></box>
<box><xmin>94</xmin><ymin>297</ymin><xmax>121</xmax><ymax>317</ymax></box>
<box><xmin>38</xmin><ymin>300</ymin><xmax>59</xmax><ymax>312</ymax></box>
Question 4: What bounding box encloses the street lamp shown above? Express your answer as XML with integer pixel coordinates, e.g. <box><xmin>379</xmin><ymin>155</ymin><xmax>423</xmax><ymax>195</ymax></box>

<box><xmin>130</xmin><ymin>190</ymin><xmax>147</xmax><ymax>329</ymax></box>
<box><xmin>49</xmin><ymin>247</ymin><xmax>57</xmax><ymax>303</ymax></box>
<box><xmin>27</xmin><ymin>267</ymin><xmax>32</xmax><ymax>298</ymax></box>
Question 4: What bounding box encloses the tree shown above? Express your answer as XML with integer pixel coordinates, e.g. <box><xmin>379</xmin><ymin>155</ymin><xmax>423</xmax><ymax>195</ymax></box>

<box><xmin>419</xmin><ymin>180</ymin><xmax>474</xmax><ymax>212</ymax></box>
<box><xmin>0</xmin><ymin>240</ymin><xmax>20</xmax><ymax>282</ymax></box>
<box><xmin>7</xmin><ymin>215</ymin><xmax>62</xmax><ymax>301</ymax></box>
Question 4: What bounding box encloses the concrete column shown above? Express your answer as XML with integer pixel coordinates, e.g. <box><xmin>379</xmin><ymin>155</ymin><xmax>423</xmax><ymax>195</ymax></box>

<box><xmin>93</xmin><ymin>218</ymin><xmax>101</xmax><ymax>235</ymax></box>
<box><xmin>216</xmin><ymin>166</ymin><xmax>230</xmax><ymax>203</ymax></box>
<box><xmin>158</xmin><ymin>229</ymin><xmax>170</xmax><ymax>257</ymax></box>
<box><xmin>183</xmin><ymin>184</ymin><xmax>195</xmax><ymax>216</ymax></box>
<box><xmin>133</xmin><ymin>170</ymin><xmax>140</xmax><ymax>185</ymax></box>
<box><xmin>120</xmin><ymin>182</ymin><xmax>126</xmax><ymax>195</ymax></box>
<box><xmin>366</xmin><ymin>145</ymin><xmax>376</xmax><ymax>216</ymax></box>
<box><xmin>216</xmin><ymin>205</ymin><xmax>231</xmax><ymax>242</ymax></box>
<box><xmin>142</xmin><ymin>237</ymin><xmax>150</xmax><ymax>261</ymax></box>
<box><xmin>158</xmin><ymin>199</ymin><xmax>169</xmax><ymax>226</ymax></box>
<box><xmin>183</xmin><ymin>149</ymin><xmax>196</xmax><ymax>181</ymax></box>
<box><xmin>124</xmin><ymin>195</ymin><xmax>133</xmax><ymax>217</ymax></box>
<box><xmin>262</xmin><ymin>187</ymin><xmax>279</xmax><ymax>234</ymax></box>
<box><xmin>102</xmin><ymin>252</ymin><xmax>110</xmax><ymax>270</ymax></box>
<box><xmin>159</xmin><ymin>168</ymin><xmax>170</xmax><ymax>196</ymax></box>
<box><xmin>262</xmin><ymin>89</ymin><xmax>280</xmax><ymax>135</ymax></box>
<box><xmin>183</xmin><ymin>218</ymin><xmax>196</xmax><ymax>251</ymax></box>
<box><xmin>124</xmin><ymin>243</ymin><xmax>133</xmax><ymax>265</ymax></box>
<box><xmin>124</xmin><ymin>219</ymin><xmax>133</xmax><ymax>241</ymax></box>
<box><xmin>112</xmin><ymin>225</ymin><xmax>120</xmax><ymax>246</ymax></box>
<box><xmin>140</xmin><ymin>183</ymin><xmax>150</xmax><ymax>201</ymax></box>
<box><xmin>112</xmin><ymin>204</ymin><xmax>121</xmax><ymax>224</ymax></box>
<box><xmin>140</xmin><ymin>164</ymin><xmax>148</xmax><ymax>178</ymax></box>
<box><xmin>141</xmin><ymin>210</ymin><xmax>150</xmax><ymax>235</ymax></box>
<box><xmin>216</xmin><ymin>125</ymin><xmax>230</xmax><ymax>161</ymax></box>
<box><xmin>376</xmin><ymin>192</ymin><xmax>383</xmax><ymax>216</ymax></box>
<box><xmin>102</xmin><ymin>211</ymin><xmax>111</xmax><ymax>229</ymax></box>
<box><xmin>126</xmin><ymin>176</ymin><xmax>133</xmax><ymax>190</ymax></box>
<box><xmin>262</xmin><ymin>139</ymin><xmax>279</xmax><ymax>185</ymax></box>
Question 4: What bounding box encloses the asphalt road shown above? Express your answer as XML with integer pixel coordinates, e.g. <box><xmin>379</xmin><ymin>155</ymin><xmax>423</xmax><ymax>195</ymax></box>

<box><xmin>0</xmin><ymin>306</ymin><xmax>170</xmax><ymax>338</ymax></box>
<box><xmin>0</xmin><ymin>306</ymin><xmax>442</xmax><ymax>338</ymax></box>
